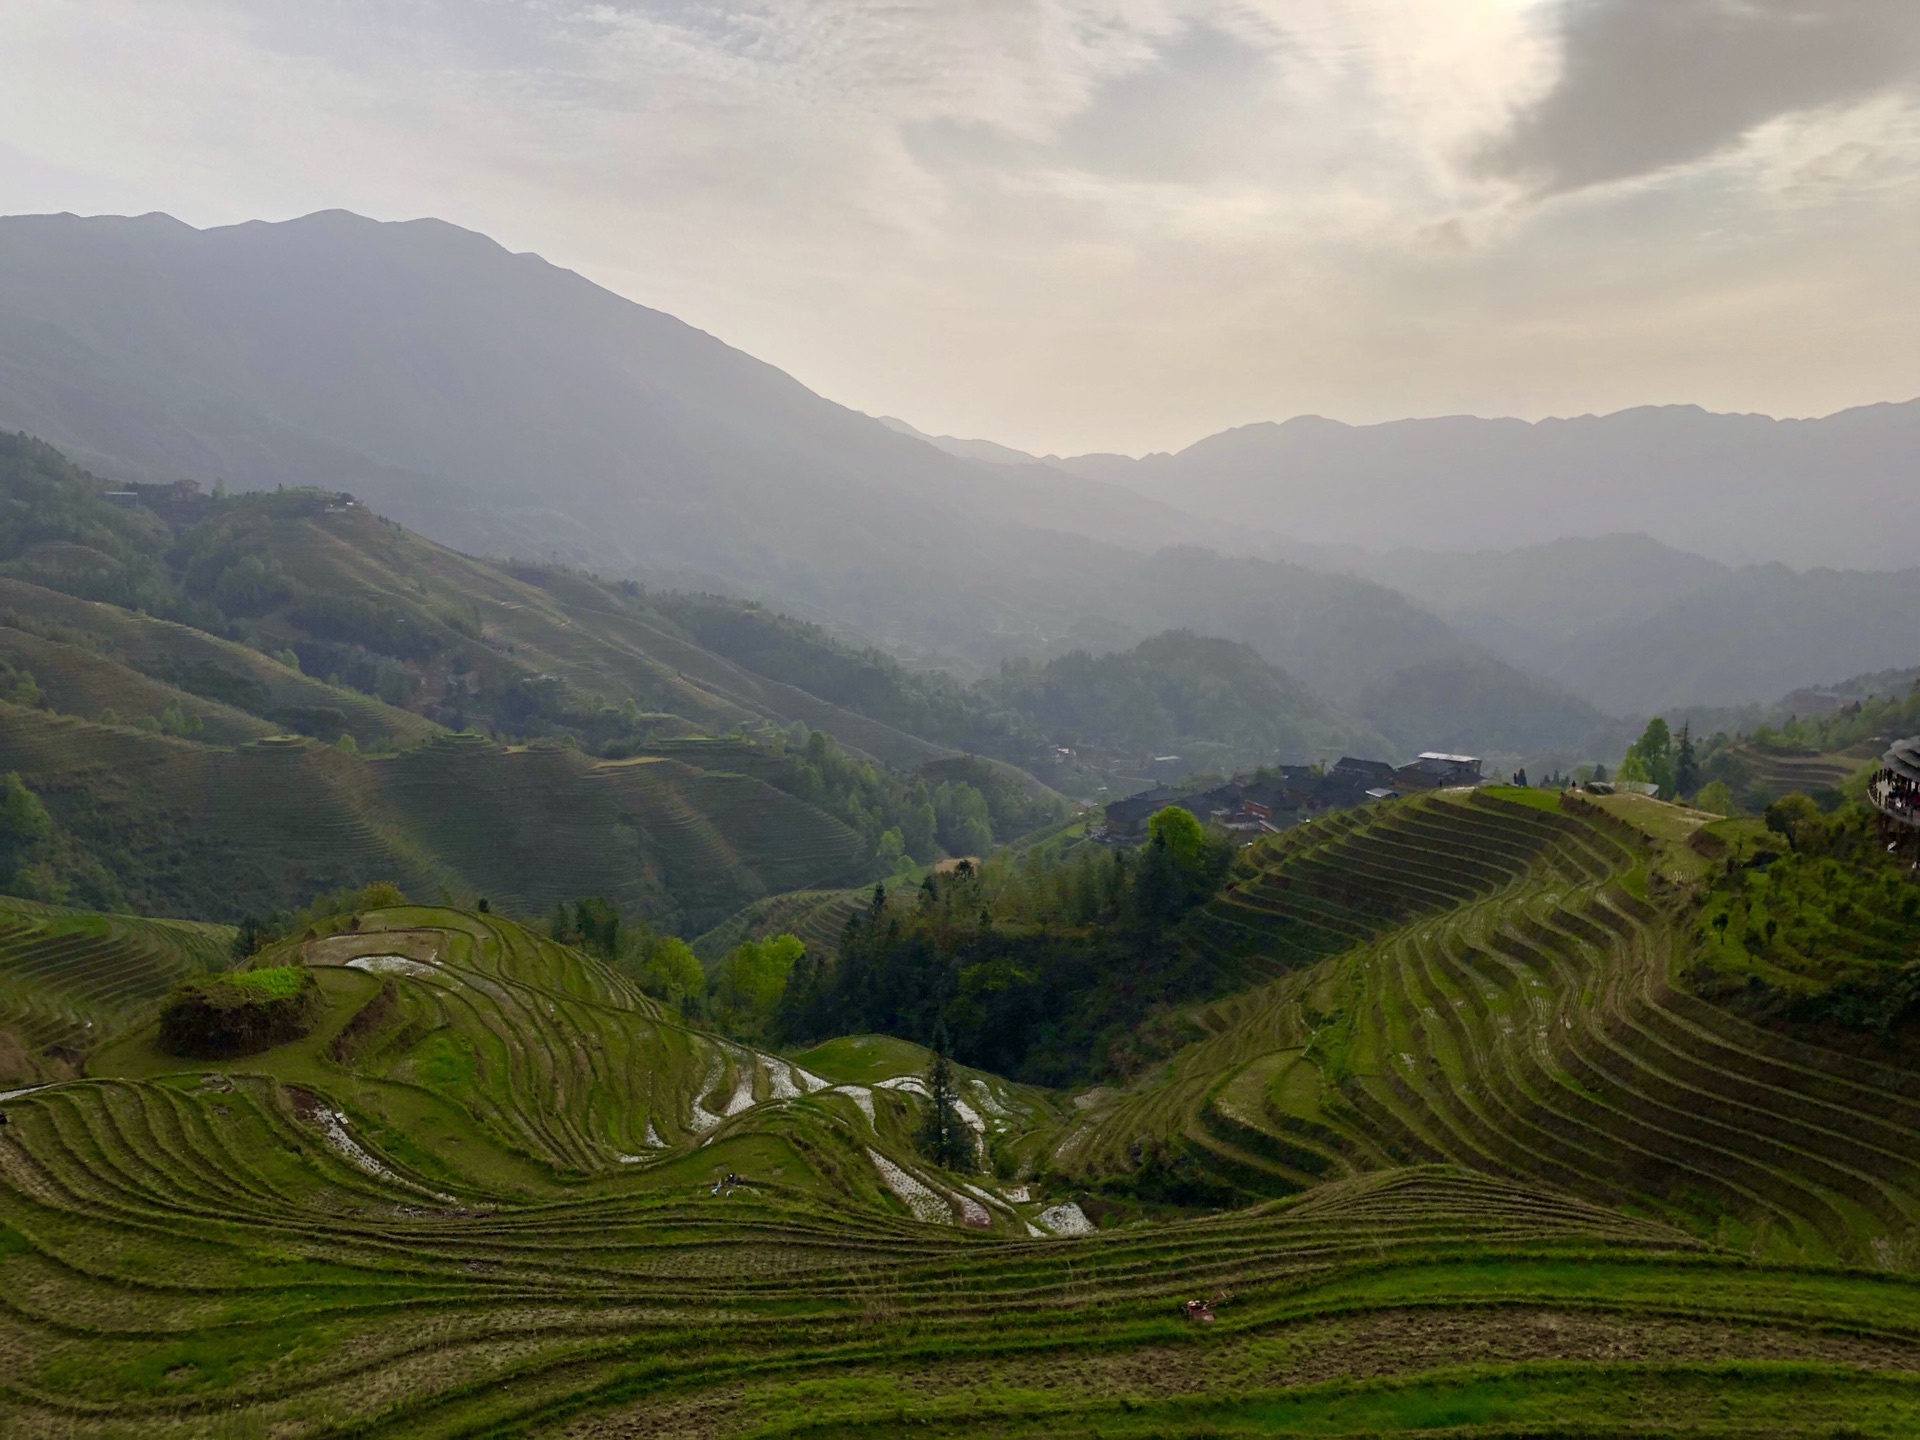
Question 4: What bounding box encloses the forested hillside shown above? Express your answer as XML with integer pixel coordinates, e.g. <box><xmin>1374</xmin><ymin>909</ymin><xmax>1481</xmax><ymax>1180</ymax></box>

<box><xmin>0</xmin><ymin>435</ymin><xmax>1083</xmax><ymax>926</ymax></box>
<box><xmin>981</xmin><ymin>630</ymin><xmax>1365</xmax><ymax>775</ymax></box>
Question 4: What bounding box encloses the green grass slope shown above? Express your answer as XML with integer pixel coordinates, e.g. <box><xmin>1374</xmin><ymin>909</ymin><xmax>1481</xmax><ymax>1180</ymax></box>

<box><xmin>0</xmin><ymin>622</ymin><xmax>277</xmax><ymax>744</ymax></box>
<box><xmin>0</xmin><ymin>707</ymin><xmax>457</xmax><ymax>918</ymax></box>
<box><xmin>1</xmin><ymin>892</ymin><xmax>1920</xmax><ymax>1433</ymax></box>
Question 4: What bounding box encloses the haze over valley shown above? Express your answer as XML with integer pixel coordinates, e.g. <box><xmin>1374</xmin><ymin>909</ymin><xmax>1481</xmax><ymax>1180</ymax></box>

<box><xmin>1</xmin><ymin>208</ymin><xmax>1915</xmax><ymax>753</ymax></box>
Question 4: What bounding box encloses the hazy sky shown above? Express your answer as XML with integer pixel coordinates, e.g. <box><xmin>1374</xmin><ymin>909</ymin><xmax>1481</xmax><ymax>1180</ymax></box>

<box><xmin>1</xmin><ymin>1</ymin><xmax>1917</xmax><ymax>456</ymax></box>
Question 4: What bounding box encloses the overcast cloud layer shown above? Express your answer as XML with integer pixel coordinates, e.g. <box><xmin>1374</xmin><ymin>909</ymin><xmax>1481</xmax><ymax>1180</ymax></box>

<box><xmin>0</xmin><ymin>0</ymin><xmax>1916</xmax><ymax>455</ymax></box>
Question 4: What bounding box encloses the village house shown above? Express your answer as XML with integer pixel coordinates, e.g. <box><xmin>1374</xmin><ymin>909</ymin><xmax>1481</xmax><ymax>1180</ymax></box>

<box><xmin>1407</xmin><ymin>753</ymin><xmax>1482</xmax><ymax>787</ymax></box>
<box><xmin>1101</xmin><ymin>749</ymin><xmax>1483</xmax><ymax>843</ymax></box>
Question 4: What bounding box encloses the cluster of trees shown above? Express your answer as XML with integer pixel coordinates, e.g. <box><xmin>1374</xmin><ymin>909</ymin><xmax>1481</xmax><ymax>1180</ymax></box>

<box><xmin>549</xmin><ymin>896</ymin><xmax>804</xmax><ymax>1041</ymax></box>
<box><xmin>915</xmin><ymin>1047</ymin><xmax>978</xmax><ymax>1172</ymax></box>
<box><xmin>1690</xmin><ymin>800</ymin><xmax>1920</xmax><ymax>1036</ymax></box>
<box><xmin>762</xmin><ymin>728</ymin><xmax>1053</xmax><ymax>870</ymax></box>
<box><xmin>0</xmin><ymin>770</ymin><xmax>120</xmax><ymax>909</ymax></box>
<box><xmin>1745</xmin><ymin>678</ymin><xmax>1920</xmax><ymax>758</ymax></box>
<box><xmin>1616</xmin><ymin>717</ymin><xmax>1700</xmax><ymax>800</ymax></box>
<box><xmin>778</xmin><ymin>807</ymin><xmax>1233</xmax><ymax>1084</ymax></box>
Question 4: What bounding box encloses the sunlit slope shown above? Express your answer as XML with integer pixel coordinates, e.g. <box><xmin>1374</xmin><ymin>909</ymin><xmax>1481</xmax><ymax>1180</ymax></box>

<box><xmin>87</xmin><ymin>908</ymin><xmax>1051</xmax><ymax>1206</ymax></box>
<box><xmin>0</xmin><ymin>575</ymin><xmax>440</xmax><ymax>749</ymax></box>
<box><xmin>1061</xmin><ymin>788</ymin><xmax>1920</xmax><ymax>1265</ymax></box>
<box><xmin>0</xmin><ymin>895</ymin><xmax>231</xmax><ymax>1084</ymax></box>
<box><xmin>226</xmin><ymin>502</ymin><xmax>954</xmax><ymax>769</ymax></box>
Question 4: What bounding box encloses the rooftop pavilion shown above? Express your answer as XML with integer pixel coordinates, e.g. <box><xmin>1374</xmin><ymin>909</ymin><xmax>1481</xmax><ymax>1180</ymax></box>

<box><xmin>1869</xmin><ymin>736</ymin><xmax>1920</xmax><ymax>830</ymax></box>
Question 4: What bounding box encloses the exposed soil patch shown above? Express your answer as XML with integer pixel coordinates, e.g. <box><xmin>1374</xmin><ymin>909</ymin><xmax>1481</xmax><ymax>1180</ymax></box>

<box><xmin>158</xmin><ymin>967</ymin><xmax>322</xmax><ymax>1059</ymax></box>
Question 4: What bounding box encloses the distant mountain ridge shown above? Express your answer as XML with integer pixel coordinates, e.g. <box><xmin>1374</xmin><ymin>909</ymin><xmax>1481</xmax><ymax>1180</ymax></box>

<box><xmin>0</xmin><ymin>208</ymin><xmax>1615</xmax><ymax>757</ymax></box>
<box><xmin>915</xmin><ymin>403</ymin><xmax>1919</xmax><ymax>572</ymax></box>
<box><xmin>1334</xmin><ymin>534</ymin><xmax>1920</xmax><ymax>715</ymax></box>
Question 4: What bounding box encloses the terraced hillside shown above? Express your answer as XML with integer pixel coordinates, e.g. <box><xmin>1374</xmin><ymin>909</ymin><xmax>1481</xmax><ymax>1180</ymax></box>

<box><xmin>692</xmin><ymin>885</ymin><xmax>882</xmax><ymax>963</ymax></box>
<box><xmin>0</xmin><ymin>895</ymin><xmax>232</xmax><ymax>1084</ymax></box>
<box><xmin>0</xmin><ymin>709</ymin><xmax>868</xmax><ymax>925</ymax></box>
<box><xmin>1724</xmin><ymin>738</ymin><xmax>1883</xmax><ymax>806</ymax></box>
<box><xmin>1061</xmin><ymin>788</ymin><xmax>1920</xmax><ymax>1269</ymax></box>
<box><xmin>0</xmin><ymin>576</ymin><xmax>441</xmax><ymax>750</ymax></box>
<box><xmin>7</xmin><ymin>900</ymin><xmax>1920</xmax><ymax>1434</ymax></box>
<box><xmin>185</xmin><ymin>499</ymin><xmax>957</xmax><ymax>770</ymax></box>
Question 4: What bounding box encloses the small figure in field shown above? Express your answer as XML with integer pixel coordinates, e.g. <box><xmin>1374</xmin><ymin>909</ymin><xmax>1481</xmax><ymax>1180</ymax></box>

<box><xmin>1181</xmin><ymin>1289</ymin><xmax>1231</xmax><ymax>1322</ymax></box>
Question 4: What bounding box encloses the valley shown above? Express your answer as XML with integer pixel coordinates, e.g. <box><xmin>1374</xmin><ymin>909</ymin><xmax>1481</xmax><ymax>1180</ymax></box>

<box><xmin>0</xmin><ymin>191</ymin><xmax>1914</xmax><ymax>1440</ymax></box>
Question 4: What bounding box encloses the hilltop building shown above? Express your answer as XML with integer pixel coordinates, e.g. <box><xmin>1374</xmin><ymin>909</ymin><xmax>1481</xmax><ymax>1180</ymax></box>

<box><xmin>1099</xmin><ymin>749</ymin><xmax>1480</xmax><ymax>843</ymax></box>
<box><xmin>1332</xmin><ymin>756</ymin><xmax>1397</xmax><ymax>788</ymax></box>
<box><xmin>1408</xmin><ymin>753</ymin><xmax>1482</xmax><ymax>787</ymax></box>
<box><xmin>103</xmin><ymin>478</ymin><xmax>213</xmax><ymax>527</ymax></box>
<box><xmin>1870</xmin><ymin>736</ymin><xmax>1920</xmax><ymax>839</ymax></box>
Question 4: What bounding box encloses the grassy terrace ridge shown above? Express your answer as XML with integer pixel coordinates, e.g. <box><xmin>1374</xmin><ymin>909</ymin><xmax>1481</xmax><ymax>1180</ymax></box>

<box><xmin>0</xmin><ymin>575</ymin><xmax>442</xmax><ymax>751</ymax></box>
<box><xmin>5</xmin><ymin>801</ymin><xmax>1920</xmax><ymax>1432</ymax></box>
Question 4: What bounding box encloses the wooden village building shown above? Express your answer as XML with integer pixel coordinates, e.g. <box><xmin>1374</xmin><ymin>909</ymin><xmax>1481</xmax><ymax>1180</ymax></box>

<box><xmin>1870</xmin><ymin>736</ymin><xmax>1920</xmax><ymax>851</ymax></box>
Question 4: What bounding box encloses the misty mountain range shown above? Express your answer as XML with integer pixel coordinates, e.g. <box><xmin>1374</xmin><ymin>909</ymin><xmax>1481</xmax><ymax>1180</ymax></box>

<box><xmin>0</xmin><ymin>208</ymin><xmax>1913</xmax><ymax>760</ymax></box>
<box><xmin>902</xmin><ymin>400</ymin><xmax>1920</xmax><ymax>572</ymax></box>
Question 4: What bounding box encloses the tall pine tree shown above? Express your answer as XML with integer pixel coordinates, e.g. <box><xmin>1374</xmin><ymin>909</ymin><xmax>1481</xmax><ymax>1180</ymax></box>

<box><xmin>1675</xmin><ymin>721</ymin><xmax>1700</xmax><ymax>799</ymax></box>
<box><xmin>916</xmin><ymin>1044</ymin><xmax>977</xmax><ymax>1172</ymax></box>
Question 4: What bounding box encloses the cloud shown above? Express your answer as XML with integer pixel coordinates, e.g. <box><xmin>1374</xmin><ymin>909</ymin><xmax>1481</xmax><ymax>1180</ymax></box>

<box><xmin>0</xmin><ymin>1</ymin><xmax>1915</xmax><ymax>454</ymax></box>
<box><xmin>1479</xmin><ymin>0</ymin><xmax>1920</xmax><ymax>192</ymax></box>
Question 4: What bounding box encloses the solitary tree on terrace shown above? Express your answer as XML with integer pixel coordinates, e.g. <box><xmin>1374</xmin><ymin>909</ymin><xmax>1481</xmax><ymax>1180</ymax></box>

<box><xmin>916</xmin><ymin>1044</ymin><xmax>977</xmax><ymax>1172</ymax></box>
<box><xmin>1675</xmin><ymin>721</ymin><xmax>1700</xmax><ymax>798</ymax></box>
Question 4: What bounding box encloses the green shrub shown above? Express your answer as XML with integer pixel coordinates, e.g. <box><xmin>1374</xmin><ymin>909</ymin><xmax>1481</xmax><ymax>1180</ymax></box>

<box><xmin>157</xmin><ymin>966</ymin><xmax>323</xmax><ymax>1058</ymax></box>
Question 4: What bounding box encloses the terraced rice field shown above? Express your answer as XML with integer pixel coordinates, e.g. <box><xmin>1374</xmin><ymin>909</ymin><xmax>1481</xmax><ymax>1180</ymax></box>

<box><xmin>6</xmin><ymin>1063</ymin><xmax>1920</xmax><ymax>1437</ymax></box>
<box><xmin>1063</xmin><ymin>788</ymin><xmax>1920</xmax><ymax>1268</ymax></box>
<box><xmin>7</xmin><ymin>797</ymin><xmax>1920</xmax><ymax>1434</ymax></box>
<box><xmin>1726</xmin><ymin>739</ymin><xmax>1882</xmax><ymax>804</ymax></box>
<box><xmin>0</xmin><ymin>897</ymin><xmax>232</xmax><ymax>1082</ymax></box>
<box><xmin>0</xmin><ymin>711</ymin><xmax>872</xmax><ymax>924</ymax></box>
<box><xmin>692</xmin><ymin>884</ymin><xmax>886</xmax><ymax>962</ymax></box>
